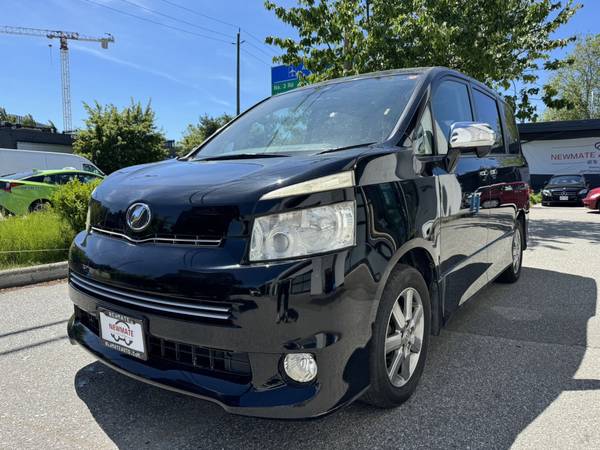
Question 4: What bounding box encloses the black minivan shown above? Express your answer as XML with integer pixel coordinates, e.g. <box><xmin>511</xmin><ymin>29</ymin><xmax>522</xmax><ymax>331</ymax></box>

<box><xmin>68</xmin><ymin>67</ymin><xmax>529</xmax><ymax>419</ymax></box>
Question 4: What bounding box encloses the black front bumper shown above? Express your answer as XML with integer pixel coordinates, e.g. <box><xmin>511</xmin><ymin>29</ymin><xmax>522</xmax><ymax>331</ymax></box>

<box><xmin>67</xmin><ymin>231</ymin><xmax>377</xmax><ymax>419</ymax></box>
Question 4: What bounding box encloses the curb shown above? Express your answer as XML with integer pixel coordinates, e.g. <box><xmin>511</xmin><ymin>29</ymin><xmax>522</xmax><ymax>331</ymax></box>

<box><xmin>0</xmin><ymin>261</ymin><xmax>68</xmax><ymax>290</ymax></box>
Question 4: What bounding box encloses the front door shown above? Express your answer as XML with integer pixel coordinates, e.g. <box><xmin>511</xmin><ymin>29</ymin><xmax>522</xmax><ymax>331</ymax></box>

<box><xmin>431</xmin><ymin>78</ymin><xmax>492</xmax><ymax>314</ymax></box>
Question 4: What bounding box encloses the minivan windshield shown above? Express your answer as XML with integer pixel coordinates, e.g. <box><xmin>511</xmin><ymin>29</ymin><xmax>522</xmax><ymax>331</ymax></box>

<box><xmin>191</xmin><ymin>74</ymin><xmax>420</xmax><ymax>159</ymax></box>
<box><xmin>549</xmin><ymin>175</ymin><xmax>584</xmax><ymax>185</ymax></box>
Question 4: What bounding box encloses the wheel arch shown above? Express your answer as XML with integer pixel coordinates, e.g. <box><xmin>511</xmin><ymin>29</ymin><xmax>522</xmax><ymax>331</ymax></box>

<box><xmin>372</xmin><ymin>239</ymin><xmax>442</xmax><ymax>335</ymax></box>
<box><xmin>516</xmin><ymin>210</ymin><xmax>527</xmax><ymax>249</ymax></box>
<box><xmin>29</xmin><ymin>198</ymin><xmax>52</xmax><ymax>212</ymax></box>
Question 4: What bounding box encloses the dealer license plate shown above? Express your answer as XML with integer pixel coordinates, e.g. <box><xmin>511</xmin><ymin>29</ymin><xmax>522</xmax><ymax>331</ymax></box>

<box><xmin>99</xmin><ymin>308</ymin><xmax>147</xmax><ymax>360</ymax></box>
<box><xmin>559</xmin><ymin>195</ymin><xmax>569</xmax><ymax>201</ymax></box>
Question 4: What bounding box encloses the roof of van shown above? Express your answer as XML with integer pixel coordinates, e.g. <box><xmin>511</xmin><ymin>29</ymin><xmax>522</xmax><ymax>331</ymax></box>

<box><xmin>0</xmin><ymin>147</ymin><xmax>87</xmax><ymax>157</ymax></box>
<box><xmin>0</xmin><ymin>168</ymin><xmax>103</xmax><ymax>179</ymax></box>
<box><xmin>281</xmin><ymin>66</ymin><xmax>502</xmax><ymax>101</ymax></box>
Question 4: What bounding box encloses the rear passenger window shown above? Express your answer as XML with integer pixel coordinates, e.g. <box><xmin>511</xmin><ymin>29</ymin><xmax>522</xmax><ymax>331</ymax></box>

<box><xmin>83</xmin><ymin>164</ymin><xmax>103</xmax><ymax>175</ymax></box>
<box><xmin>432</xmin><ymin>80</ymin><xmax>473</xmax><ymax>154</ymax></box>
<box><xmin>473</xmin><ymin>89</ymin><xmax>505</xmax><ymax>154</ymax></box>
<box><xmin>54</xmin><ymin>173</ymin><xmax>77</xmax><ymax>184</ymax></box>
<box><xmin>77</xmin><ymin>174</ymin><xmax>97</xmax><ymax>183</ymax></box>
<box><xmin>501</xmin><ymin>103</ymin><xmax>520</xmax><ymax>154</ymax></box>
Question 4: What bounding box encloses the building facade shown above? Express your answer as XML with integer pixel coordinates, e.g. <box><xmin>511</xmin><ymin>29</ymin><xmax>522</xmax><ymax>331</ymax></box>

<box><xmin>518</xmin><ymin>119</ymin><xmax>600</xmax><ymax>191</ymax></box>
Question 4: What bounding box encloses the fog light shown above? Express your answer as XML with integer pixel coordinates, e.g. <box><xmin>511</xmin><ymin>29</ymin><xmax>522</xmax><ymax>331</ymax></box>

<box><xmin>283</xmin><ymin>353</ymin><xmax>317</xmax><ymax>383</ymax></box>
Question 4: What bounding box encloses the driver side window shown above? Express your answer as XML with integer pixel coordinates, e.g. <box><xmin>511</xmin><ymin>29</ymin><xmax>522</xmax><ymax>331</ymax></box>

<box><xmin>431</xmin><ymin>80</ymin><xmax>473</xmax><ymax>154</ymax></box>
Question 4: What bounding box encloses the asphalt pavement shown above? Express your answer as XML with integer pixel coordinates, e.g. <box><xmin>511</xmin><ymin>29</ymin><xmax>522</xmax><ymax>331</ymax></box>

<box><xmin>1</xmin><ymin>206</ymin><xmax>599</xmax><ymax>449</ymax></box>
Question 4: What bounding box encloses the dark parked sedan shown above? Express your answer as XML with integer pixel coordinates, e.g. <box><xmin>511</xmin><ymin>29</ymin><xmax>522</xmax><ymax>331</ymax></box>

<box><xmin>541</xmin><ymin>174</ymin><xmax>590</xmax><ymax>206</ymax></box>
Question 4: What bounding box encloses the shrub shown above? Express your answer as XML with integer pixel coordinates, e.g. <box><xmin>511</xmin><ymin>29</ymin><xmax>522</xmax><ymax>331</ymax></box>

<box><xmin>0</xmin><ymin>211</ymin><xmax>74</xmax><ymax>270</ymax></box>
<box><xmin>530</xmin><ymin>191</ymin><xmax>542</xmax><ymax>205</ymax></box>
<box><xmin>51</xmin><ymin>178</ymin><xmax>102</xmax><ymax>232</ymax></box>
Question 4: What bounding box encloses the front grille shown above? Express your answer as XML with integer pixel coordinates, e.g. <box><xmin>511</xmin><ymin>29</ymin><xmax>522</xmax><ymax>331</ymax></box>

<box><xmin>69</xmin><ymin>272</ymin><xmax>232</xmax><ymax>321</ymax></box>
<box><xmin>76</xmin><ymin>305</ymin><xmax>99</xmax><ymax>333</ymax></box>
<box><xmin>74</xmin><ymin>307</ymin><xmax>251</xmax><ymax>383</ymax></box>
<box><xmin>148</xmin><ymin>336</ymin><xmax>251</xmax><ymax>382</ymax></box>
<box><xmin>91</xmin><ymin>227</ymin><xmax>222</xmax><ymax>247</ymax></box>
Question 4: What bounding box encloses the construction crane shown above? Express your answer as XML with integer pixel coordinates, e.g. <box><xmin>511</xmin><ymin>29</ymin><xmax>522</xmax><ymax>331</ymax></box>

<box><xmin>0</xmin><ymin>26</ymin><xmax>114</xmax><ymax>132</ymax></box>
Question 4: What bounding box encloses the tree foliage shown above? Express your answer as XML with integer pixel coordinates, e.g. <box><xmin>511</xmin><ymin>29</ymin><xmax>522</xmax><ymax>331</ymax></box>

<box><xmin>0</xmin><ymin>107</ymin><xmax>18</xmax><ymax>123</ymax></box>
<box><xmin>265</xmin><ymin>0</ymin><xmax>581</xmax><ymax>121</ymax></box>
<box><xmin>21</xmin><ymin>114</ymin><xmax>36</xmax><ymax>127</ymax></box>
<box><xmin>74</xmin><ymin>100</ymin><xmax>166</xmax><ymax>174</ymax></box>
<box><xmin>543</xmin><ymin>34</ymin><xmax>600</xmax><ymax>121</ymax></box>
<box><xmin>179</xmin><ymin>113</ymin><xmax>233</xmax><ymax>155</ymax></box>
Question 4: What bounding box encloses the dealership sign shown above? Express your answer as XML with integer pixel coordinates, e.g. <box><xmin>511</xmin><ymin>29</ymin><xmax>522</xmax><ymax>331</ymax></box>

<box><xmin>271</xmin><ymin>64</ymin><xmax>311</xmax><ymax>95</ymax></box>
<box><xmin>522</xmin><ymin>137</ymin><xmax>600</xmax><ymax>175</ymax></box>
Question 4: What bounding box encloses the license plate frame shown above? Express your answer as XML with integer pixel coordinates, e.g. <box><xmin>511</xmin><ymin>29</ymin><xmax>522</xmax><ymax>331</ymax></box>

<box><xmin>98</xmin><ymin>307</ymin><xmax>148</xmax><ymax>360</ymax></box>
<box><xmin>559</xmin><ymin>195</ymin><xmax>569</xmax><ymax>201</ymax></box>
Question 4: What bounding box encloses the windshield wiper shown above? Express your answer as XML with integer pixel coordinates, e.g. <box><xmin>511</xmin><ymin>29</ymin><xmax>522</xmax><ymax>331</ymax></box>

<box><xmin>318</xmin><ymin>142</ymin><xmax>377</xmax><ymax>155</ymax></box>
<box><xmin>194</xmin><ymin>153</ymin><xmax>291</xmax><ymax>161</ymax></box>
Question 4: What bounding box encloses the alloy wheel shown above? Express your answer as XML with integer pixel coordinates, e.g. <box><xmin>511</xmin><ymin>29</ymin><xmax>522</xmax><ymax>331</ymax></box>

<box><xmin>512</xmin><ymin>227</ymin><xmax>522</xmax><ymax>273</ymax></box>
<box><xmin>385</xmin><ymin>287</ymin><xmax>425</xmax><ymax>387</ymax></box>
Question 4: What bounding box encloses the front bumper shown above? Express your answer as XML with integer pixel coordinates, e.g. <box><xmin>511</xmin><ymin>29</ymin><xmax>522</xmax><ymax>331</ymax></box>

<box><xmin>583</xmin><ymin>197</ymin><xmax>599</xmax><ymax>209</ymax></box>
<box><xmin>542</xmin><ymin>194</ymin><xmax>583</xmax><ymax>204</ymax></box>
<box><xmin>67</xmin><ymin>231</ymin><xmax>377</xmax><ymax>419</ymax></box>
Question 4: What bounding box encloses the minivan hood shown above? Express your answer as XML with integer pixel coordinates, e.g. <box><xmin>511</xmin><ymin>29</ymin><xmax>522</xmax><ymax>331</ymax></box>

<box><xmin>97</xmin><ymin>152</ymin><xmax>359</xmax><ymax>204</ymax></box>
<box><xmin>90</xmin><ymin>151</ymin><xmax>362</xmax><ymax>240</ymax></box>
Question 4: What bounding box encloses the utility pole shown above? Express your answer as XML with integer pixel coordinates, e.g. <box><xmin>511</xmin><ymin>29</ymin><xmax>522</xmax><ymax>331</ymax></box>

<box><xmin>236</xmin><ymin>28</ymin><xmax>241</xmax><ymax>115</ymax></box>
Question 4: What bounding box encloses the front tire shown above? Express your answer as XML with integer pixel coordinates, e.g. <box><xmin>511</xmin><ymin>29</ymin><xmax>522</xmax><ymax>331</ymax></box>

<box><xmin>363</xmin><ymin>265</ymin><xmax>431</xmax><ymax>408</ymax></box>
<box><xmin>497</xmin><ymin>221</ymin><xmax>523</xmax><ymax>283</ymax></box>
<box><xmin>29</xmin><ymin>200</ymin><xmax>51</xmax><ymax>213</ymax></box>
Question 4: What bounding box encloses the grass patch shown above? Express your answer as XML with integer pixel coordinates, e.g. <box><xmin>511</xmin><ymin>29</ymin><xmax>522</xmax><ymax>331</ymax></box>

<box><xmin>0</xmin><ymin>211</ymin><xmax>75</xmax><ymax>270</ymax></box>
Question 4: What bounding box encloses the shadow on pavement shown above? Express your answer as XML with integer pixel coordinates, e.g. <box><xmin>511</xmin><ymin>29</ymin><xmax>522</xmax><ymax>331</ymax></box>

<box><xmin>75</xmin><ymin>267</ymin><xmax>597</xmax><ymax>449</ymax></box>
<box><xmin>528</xmin><ymin>214</ymin><xmax>600</xmax><ymax>250</ymax></box>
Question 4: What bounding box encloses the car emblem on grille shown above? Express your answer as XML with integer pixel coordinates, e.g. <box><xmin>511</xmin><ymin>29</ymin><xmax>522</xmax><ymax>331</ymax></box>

<box><xmin>126</xmin><ymin>203</ymin><xmax>152</xmax><ymax>232</ymax></box>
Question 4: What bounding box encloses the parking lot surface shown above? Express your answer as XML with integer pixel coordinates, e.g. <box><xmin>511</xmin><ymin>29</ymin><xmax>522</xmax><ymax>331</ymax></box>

<box><xmin>1</xmin><ymin>206</ymin><xmax>599</xmax><ymax>449</ymax></box>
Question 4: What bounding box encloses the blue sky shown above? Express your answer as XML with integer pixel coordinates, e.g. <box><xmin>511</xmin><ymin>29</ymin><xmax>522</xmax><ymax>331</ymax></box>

<box><xmin>1</xmin><ymin>0</ymin><xmax>599</xmax><ymax>139</ymax></box>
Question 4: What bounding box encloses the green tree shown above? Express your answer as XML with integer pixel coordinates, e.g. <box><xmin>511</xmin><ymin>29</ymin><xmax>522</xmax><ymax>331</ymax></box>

<box><xmin>543</xmin><ymin>34</ymin><xmax>600</xmax><ymax>121</ymax></box>
<box><xmin>179</xmin><ymin>113</ymin><xmax>233</xmax><ymax>155</ymax></box>
<box><xmin>21</xmin><ymin>114</ymin><xmax>36</xmax><ymax>127</ymax></box>
<box><xmin>0</xmin><ymin>107</ymin><xmax>18</xmax><ymax>123</ymax></box>
<box><xmin>265</xmin><ymin>0</ymin><xmax>581</xmax><ymax>121</ymax></box>
<box><xmin>74</xmin><ymin>100</ymin><xmax>166</xmax><ymax>174</ymax></box>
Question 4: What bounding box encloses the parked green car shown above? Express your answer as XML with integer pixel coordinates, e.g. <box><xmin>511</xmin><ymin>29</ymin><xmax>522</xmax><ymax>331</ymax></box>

<box><xmin>0</xmin><ymin>169</ymin><xmax>103</xmax><ymax>215</ymax></box>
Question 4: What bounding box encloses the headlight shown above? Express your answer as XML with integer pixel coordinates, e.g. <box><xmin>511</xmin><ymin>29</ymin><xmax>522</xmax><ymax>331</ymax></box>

<box><xmin>591</xmin><ymin>192</ymin><xmax>600</xmax><ymax>199</ymax></box>
<box><xmin>249</xmin><ymin>201</ymin><xmax>355</xmax><ymax>261</ymax></box>
<box><xmin>542</xmin><ymin>189</ymin><xmax>551</xmax><ymax>196</ymax></box>
<box><xmin>578</xmin><ymin>189</ymin><xmax>588</xmax><ymax>196</ymax></box>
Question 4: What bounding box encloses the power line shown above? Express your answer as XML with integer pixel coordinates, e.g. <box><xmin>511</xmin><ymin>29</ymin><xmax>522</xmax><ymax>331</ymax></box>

<box><xmin>115</xmin><ymin>0</ymin><xmax>232</xmax><ymax>40</ymax></box>
<box><xmin>243</xmin><ymin>30</ymin><xmax>279</xmax><ymax>56</ymax></box>
<box><xmin>80</xmin><ymin>0</ymin><xmax>232</xmax><ymax>44</ymax></box>
<box><xmin>245</xmin><ymin>40</ymin><xmax>276</xmax><ymax>60</ymax></box>
<box><xmin>156</xmin><ymin>0</ymin><xmax>278</xmax><ymax>57</ymax></box>
<box><xmin>241</xmin><ymin>47</ymin><xmax>271</xmax><ymax>67</ymax></box>
<box><xmin>156</xmin><ymin>0</ymin><xmax>238</xmax><ymax>29</ymax></box>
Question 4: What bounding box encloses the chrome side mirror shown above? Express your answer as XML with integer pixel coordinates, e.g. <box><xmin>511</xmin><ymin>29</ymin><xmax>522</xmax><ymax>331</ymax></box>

<box><xmin>449</xmin><ymin>122</ymin><xmax>495</xmax><ymax>158</ymax></box>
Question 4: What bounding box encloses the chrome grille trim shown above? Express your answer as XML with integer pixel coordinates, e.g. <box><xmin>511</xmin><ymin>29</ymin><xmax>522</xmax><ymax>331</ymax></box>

<box><xmin>69</xmin><ymin>272</ymin><xmax>231</xmax><ymax>320</ymax></box>
<box><xmin>90</xmin><ymin>227</ymin><xmax>222</xmax><ymax>247</ymax></box>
